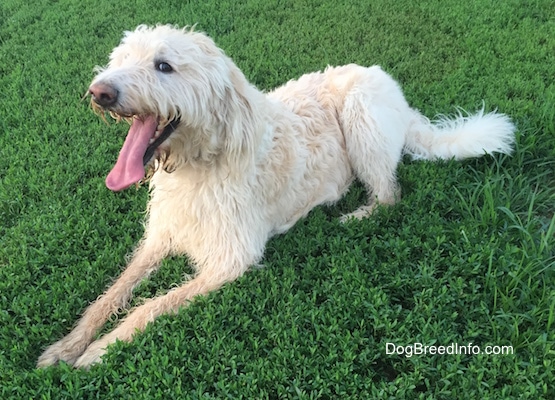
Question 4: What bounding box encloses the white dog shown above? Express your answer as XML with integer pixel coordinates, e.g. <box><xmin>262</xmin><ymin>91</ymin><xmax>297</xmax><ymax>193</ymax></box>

<box><xmin>37</xmin><ymin>24</ymin><xmax>515</xmax><ymax>368</ymax></box>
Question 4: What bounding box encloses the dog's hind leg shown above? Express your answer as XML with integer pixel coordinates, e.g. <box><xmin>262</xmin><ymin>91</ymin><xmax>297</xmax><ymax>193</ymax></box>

<box><xmin>37</xmin><ymin>238</ymin><xmax>169</xmax><ymax>367</ymax></box>
<box><xmin>73</xmin><ymin>267</ymin><xmax>242</xmax><ymax>368</ymax></box>
<box><xmin>339</xmin><ymin>100</ymin><xmax>405</xmax><ymax>221</ymax></box>
<box><xmin>339</xmin><ymin>70</ymin><xmax>410</xmax><ymax>221</ymax></box>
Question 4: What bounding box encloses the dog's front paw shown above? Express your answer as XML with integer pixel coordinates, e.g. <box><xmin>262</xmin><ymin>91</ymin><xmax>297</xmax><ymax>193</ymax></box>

<box><xmin>73</xmin><ymin>338</ymin><xmax>111</xmax><ymax>369</ymax></box>
<box><xmin>37</xmin><ymin>337</ymin><xmax>89</xmax><ymax>368</ymax></box>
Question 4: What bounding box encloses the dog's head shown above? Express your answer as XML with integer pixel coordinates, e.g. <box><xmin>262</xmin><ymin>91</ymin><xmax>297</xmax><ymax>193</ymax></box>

<box><xmin>89</xmin><ymin>25</ymin><xmax>261</xmax><ymax>191</ymax></box>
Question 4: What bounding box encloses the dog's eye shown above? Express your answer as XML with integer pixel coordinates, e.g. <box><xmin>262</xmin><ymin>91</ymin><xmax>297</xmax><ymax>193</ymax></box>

<box><xmin>155</xmin><ymin>61</ymin><xmax>173</xmax><ymax>73</ymax></box>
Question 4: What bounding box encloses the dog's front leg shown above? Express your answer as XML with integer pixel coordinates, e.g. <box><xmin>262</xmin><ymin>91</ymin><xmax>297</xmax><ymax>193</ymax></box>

<box><xmin>37</xmin><ymin>239</ymin><xmax>169</xmax><ymax>367</ymax></box>
<box><xmin>73</xmin><ymin>268</ymin><xmax>243</xmax><ymax>368</ymax></box>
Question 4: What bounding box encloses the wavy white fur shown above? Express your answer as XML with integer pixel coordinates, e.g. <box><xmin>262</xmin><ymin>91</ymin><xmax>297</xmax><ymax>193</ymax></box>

<box><xmin>37</xmin><ymin>24</ymin><xmax>516</xmax><ymax>368</ymax></box>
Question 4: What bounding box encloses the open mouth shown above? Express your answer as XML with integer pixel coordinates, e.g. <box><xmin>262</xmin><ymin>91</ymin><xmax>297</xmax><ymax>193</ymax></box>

<box><xmin>105</xmin><ymin>115</ymin><xmax>180</xmax><ymax>192</ymax></box>
<box><xmin>143</xmin><ymin>117</ymin><xmax>180</xmax><ymax>166</ymax></box>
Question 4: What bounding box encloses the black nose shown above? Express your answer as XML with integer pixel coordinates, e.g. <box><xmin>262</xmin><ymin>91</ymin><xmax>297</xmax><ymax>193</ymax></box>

<box><xmin>89</xmin><ymin>82</ymin><xmax>119</xmax><ymax>107</ymax></box>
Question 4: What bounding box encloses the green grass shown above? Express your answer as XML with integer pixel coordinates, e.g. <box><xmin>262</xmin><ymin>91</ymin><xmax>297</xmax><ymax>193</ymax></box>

<box><xmin>1</xmin><ymin>0</ymin><xmax>554</xmax><ymax>398</ymax></box>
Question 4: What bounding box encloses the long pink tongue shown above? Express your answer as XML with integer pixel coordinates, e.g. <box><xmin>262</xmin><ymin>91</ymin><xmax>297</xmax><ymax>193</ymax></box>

<box><xmin>106</xmin><ymin>116</ymin><xmax>158</xmax><ymax>191</ymax></box>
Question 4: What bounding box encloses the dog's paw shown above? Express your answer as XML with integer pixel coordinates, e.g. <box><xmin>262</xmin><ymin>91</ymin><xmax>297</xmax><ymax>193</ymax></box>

<box><xmin>73</xmin><ymin>340</ymin><xmax>107</xmax><ymax>369</ymax></box>
<box><xmin>37</xmin><ymin>338</ymin><xmax>88</xmax><ymax>368</ymax></box>
<box><xmin>339</xmin><ymin>213</ymin><xmax>357</xmax><ymax>224</ymax></box>
<box><xmin>73</xmin><ymin>332</ymin><xmax>121</xmax><ymax>369</ymax></box>
<box><xmin>339</xmin><ymin>204</ymin><xmax>377</xmax><ymax>223</ymax></box>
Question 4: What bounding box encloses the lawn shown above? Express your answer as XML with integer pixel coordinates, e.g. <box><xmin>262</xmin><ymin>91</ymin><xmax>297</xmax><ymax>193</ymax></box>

<box><xmin>1</xmin><ymin>0</ymin><xmax>554</xmax><ymax>398</ymax></box>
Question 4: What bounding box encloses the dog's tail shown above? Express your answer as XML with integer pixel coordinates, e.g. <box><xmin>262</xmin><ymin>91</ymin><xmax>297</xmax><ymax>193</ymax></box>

<box><xmin>403</xmin><ymin>107</ymin><xmax>516</xmax><ymax>160</ymax></box>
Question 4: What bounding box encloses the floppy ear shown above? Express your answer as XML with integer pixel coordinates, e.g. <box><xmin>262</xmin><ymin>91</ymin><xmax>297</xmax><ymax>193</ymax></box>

<box><xmin>219</xmin><ymin>62</ymin><xmax>265</xmax><ymax>171</ymax></box>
